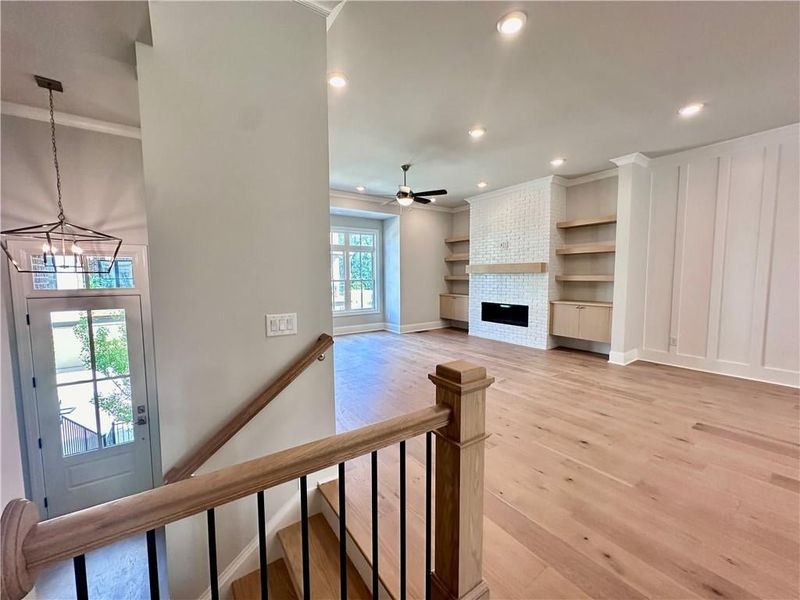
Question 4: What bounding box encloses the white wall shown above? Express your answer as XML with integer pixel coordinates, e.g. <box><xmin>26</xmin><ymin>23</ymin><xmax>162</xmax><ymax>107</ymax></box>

<box><xmin>136</xmin><ymin>3</ymin><xmax>333</xmax><ymax>596</ymax></box>
<box><xmin>0</xmin><ymin>115</ymin><xmax>148</xmax><ymax>243</ymax></box>
<box><xmin>640</xmin><ymin>124</ymin><xmax>799</xmax><ymax>386</ymax></box>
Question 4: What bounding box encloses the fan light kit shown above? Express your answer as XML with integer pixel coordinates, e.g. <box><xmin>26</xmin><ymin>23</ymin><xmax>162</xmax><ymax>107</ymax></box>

<box><xmin>394</xmin><ymin>164</ymin><xmax>448</xmax><ymax>206</ymax></box>
<box><xmin>328</xmin><ymin>72</ymin><xmax>348</xmax><ymax>88</ymax></box>
<box><xmin>468</xmin><ymin>127</ymin><xmax>486</xmax><ymax>139</ymax></box>
<box><xmin>1</xmin><ymin>75</ymin><xmax>122</xmax><ymax>274</ymax></box>
<box><xmin>550</xmin><ymin>157</ymin><xmax>566</xmax><ymax>167</ymax></box>
<box><xmin>497</xmin><ymin>11</ymin><xmax>527</xmax><ymax>35</ymax></box>
<box><xmin>678</xmin><ymin>102</ymin><xmax>704</xmax><ymax>117</ymax></box>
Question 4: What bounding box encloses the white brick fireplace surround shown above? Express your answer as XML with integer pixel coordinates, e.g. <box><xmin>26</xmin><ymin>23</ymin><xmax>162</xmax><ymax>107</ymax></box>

<box><xmin>467</xmin><ymin>176</ymin><xmax>565</xmax><ymax>349</ymax></box>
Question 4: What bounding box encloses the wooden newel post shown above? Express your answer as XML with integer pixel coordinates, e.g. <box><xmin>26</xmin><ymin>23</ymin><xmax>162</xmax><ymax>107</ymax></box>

<box><xmin>428</xmin><ymin>360</ymin><xmax>494</xmax><ymax>600</ymax></box>
<box><xmin>1</xmin><ymin>499</ymin><xmax>41</xmax><ymax>600</ymax></box>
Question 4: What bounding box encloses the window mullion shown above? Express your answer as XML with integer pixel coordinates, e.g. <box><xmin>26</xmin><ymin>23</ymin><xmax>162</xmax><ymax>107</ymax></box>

<box><xmin>344</xmin><ymin>240</ymin><xmax>352</xmax><ymax>311</ymax></box>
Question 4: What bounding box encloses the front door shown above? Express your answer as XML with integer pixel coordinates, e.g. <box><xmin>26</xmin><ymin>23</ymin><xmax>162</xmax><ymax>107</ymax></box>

<box><xmin>28</xmin><ymin>295</ymin><xmax>153</xmax><ymax>517</ymax></box>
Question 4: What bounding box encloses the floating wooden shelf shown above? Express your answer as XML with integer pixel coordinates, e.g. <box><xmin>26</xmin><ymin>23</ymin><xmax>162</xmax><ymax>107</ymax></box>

<box><xmin>557</xmin><ymin>215</ymin><xmax>617</xmax><ymax>229</ymax></box>
<box><xmin>556</xmin><ymin>242</ymin><xmax>616</xmax><ymax>255</ymax></box>
<box><xmin>556</xmin><ymin>274</ymin><xmax>614</xmax><ymax>282</ymax></box>
<box><xmin>440</xmin><ymin>293</ymin><xmax>469</xmax><ymax>298</ymax></box>
<box><xmin>551</xmin><ymin>299</ymin><xmax>613</xmax><ymax>308</ymax></box>
<box><xmin>467</xmin><ymin>262</ymin><xmax>547</xmax><ymax>274</ymax></box>
<box><xmin>444</xmin><ymin>275</ymin><xmax>469</xmax><ymax>281</ymax></box>
<box><xmin>444</xmin><ymin>253</ymin><xmax>469</xmax><ymax>263</ymax></box>
<box><xmin>445</xmin><ymin>235</ymin><xmax>470</xmax><ymax>244</ymax></box>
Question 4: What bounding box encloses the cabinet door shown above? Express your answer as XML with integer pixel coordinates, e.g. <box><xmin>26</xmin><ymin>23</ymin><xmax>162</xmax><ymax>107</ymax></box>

<box><xmin>551</xmin><ymin>304</ymin><xmax>580</xmax><ymax>338</ymax></box>
<box><xmin>440</xmin><ymin>295</ymin><xmax>455</xmax><ymax>320</ymax></box>
<box><xmin>579</xmin><ymin>306</ymin><xmax>612</xmax><ymax>343</ymax></box>
<box><xmin>452</xmin><ymin>296</ymin><xmax>469</xmax><ymax>321</ymax></box>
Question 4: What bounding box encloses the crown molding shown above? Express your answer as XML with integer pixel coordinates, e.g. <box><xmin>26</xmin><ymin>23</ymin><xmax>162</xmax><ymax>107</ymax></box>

<box><xmin>1</xmin><ymin>101</ymin><xmax>141</xmax><ymax>140</ymax></box>
<box><xmin>466</xmin><ymin>174</ymin><xmax>563</xmax><ymax>204</ymax></box>
<box><xmin>563</xmin><ymin>168</ymin><xmax>619</xmax><ymax>187</ymax></box>
<box><xmin>292</xmin><ymin>0</ymin><xmax>333</xmax><ymax>16</ymax></box>
<box><xmin>610</xmin><ymin>152</ymin><xmax>651</xmax><ymax>168</ymax></box>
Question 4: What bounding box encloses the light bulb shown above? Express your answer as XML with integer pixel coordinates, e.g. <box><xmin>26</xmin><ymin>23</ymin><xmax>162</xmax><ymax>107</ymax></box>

<box><xmin>71</xmin><ymin>242</ymin><xmax>84</xmax><ymax>255</ymax></box>
<box><xmin>397</xmin><ymin>195</ymin><xmax>413</xmax><ymax>207</ymax></box>
<box><xmin>42</xmin><ymin>242</ymin><xmax>51</xmax><ymax>253</ymax></box>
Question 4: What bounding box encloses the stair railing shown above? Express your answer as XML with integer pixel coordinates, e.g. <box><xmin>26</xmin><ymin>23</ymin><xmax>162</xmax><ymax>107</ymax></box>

<box><xmin>1</xmin><ymin>360</ymin><xmax>493</xmax><ymax>600</ymax></box>
<box><xmin>163</xmin><ymin>333</ymin><xmax>334</xmax><ymax>484</ymax></box>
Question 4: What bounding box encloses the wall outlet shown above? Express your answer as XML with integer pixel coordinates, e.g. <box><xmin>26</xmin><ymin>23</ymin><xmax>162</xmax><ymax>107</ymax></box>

<box><xmin>266</xmin><ymin>313</ymin><xmax>297</xmax><ymax>337</ymax></box>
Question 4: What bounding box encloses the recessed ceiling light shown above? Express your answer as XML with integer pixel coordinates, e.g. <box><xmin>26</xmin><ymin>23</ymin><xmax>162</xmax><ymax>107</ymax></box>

<box><xmin>355</xmin><ymin>185</ymin><xmax>365</xmax><ymax>192</ymax></box>
<box><xmin>468</xmin><ymin>127</ymin><xmax>486</xmax><ymax>139</ymax></box>
<box><xmin>550</xmin><ymin>158</ymin><xmax>566</xmax><ymax>167</ymax></box>
<box><xmin>430</xmin><ymin>198</ymin><xmax>436</xmax><ymax>203</ymax></box>
<box><xmin>477</xmin><ymin>181</ymin><xmax>488</xmax><ymax>188</ymax></box>
<box><xmin>678</xmin><ymin>102</ymin><xmax>704</xmax><ymax>117</ymax></box>
<box><xmin>328</xmin><ymin>73</ymin><xmax>347</xmax><ymax>88</ymax></box>
<box><xmin>497</xmin><ymin>11</ymin><xmax>527</xmax><ymax>35</ymax></box>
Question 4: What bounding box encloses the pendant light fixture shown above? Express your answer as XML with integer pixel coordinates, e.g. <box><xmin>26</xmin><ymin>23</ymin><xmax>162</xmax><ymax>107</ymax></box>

<box><xmin>1</xmin><ymin>75</ymin><xmax>122</xmax><ymax>274</ymax></box>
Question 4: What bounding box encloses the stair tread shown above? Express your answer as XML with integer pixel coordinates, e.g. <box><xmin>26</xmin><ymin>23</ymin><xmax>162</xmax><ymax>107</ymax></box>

<box><xmin>231</xmin><ymin>558</ymin><xmax>297</xmax><ymax>600</ymax></box>
<box><xmin>278</xmin><ymin>513</ymin><xmax>371</xmax><ymax>599</ymax></box>
<box><xmin>319</xmin><ymin>449</ymin><xmax>431</xmax><ymax>600</ymax></box>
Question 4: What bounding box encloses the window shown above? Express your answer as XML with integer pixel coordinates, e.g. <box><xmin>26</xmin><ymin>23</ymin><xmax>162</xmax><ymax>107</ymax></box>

<box><xmin>330</xmin><ymin>228</ymin><xmax>379</xmax><ymax>314</ymax></box>
<box><xmin>31</xmin><ymin>255</ymin><xmax>135</xmax><ymax>291</ymax></box>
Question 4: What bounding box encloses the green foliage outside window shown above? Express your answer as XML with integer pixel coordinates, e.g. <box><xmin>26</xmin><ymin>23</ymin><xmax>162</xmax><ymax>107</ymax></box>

<box><xmin>73</xmin><ymin>312</ymin><xmax>133</xmax><ymax>424</ymax></box>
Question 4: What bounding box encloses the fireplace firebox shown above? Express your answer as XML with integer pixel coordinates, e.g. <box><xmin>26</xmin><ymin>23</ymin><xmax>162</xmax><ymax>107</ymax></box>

<box><xmin>481</xmin><ymin>302</ymin><xmax>529</xmax><ymax>327</ymax></box>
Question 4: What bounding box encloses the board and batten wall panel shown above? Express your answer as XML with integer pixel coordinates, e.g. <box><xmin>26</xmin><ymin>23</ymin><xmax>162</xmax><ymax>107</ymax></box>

<box><xmin>641</xmin><ymin>124</ymin><xmax>799</xmax><ymax>386</ymax></box>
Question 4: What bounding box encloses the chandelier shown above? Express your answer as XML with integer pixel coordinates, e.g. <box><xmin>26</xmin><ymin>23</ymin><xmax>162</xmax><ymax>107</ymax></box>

<box><xmin>1</xmin><ymin>75</ymin><xmax>122</xmax><ymax>274</ymax></box>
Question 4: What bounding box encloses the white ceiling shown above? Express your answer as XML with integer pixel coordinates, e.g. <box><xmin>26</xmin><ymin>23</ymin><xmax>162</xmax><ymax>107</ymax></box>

<box><xmin>1</xmin><ymin>1</ymin><xmax>150</xmax><ymax>127</ymax></box>
<box><xmin>327</xmin><ymin>2</ymin><xmax>800</xmax><ymax>206</ymax></box>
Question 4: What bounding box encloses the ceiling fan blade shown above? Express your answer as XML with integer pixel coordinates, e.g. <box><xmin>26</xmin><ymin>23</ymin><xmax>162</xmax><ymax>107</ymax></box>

<box><xmin>414</xmin><ymin>189</ymin><xmax>447</xmax><ymax>197</ymax></box>
<box><xmin>414</xmin><ymin>197</ymin><xmax>432</xmax><ymax>204</ymax></box>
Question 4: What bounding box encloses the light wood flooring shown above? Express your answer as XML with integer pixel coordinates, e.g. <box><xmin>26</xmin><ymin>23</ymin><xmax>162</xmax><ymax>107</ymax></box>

<box><xmin>332</xmin><ymin>329</ymin><xmax>800</xmax><ymax>600</ymax></box>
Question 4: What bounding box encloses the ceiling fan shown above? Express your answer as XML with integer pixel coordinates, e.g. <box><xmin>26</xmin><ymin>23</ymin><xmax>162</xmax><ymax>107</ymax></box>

<box><xmin>392</xmin><ymin>164</ymin><xmax>447</xmax><ymax>206</ymax></box>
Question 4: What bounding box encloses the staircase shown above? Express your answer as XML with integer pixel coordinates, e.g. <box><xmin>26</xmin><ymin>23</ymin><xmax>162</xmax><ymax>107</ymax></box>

<box><xmin>232</xmin><ymin>514</ymin><xmax>369</xmax><ymax>599</ymax></box>
<box><xmin>1</xmin><ymin>359</ymin><xmax>494</xmax><ymax>600</ymax></box>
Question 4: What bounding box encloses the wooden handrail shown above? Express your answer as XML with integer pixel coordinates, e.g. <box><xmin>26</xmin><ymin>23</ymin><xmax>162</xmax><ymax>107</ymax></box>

<box><xmin>163</xmin><ymin>333</ymin><xmax>334</xmax><ymax>484</ymax></box>
<box><xmin>6</xmin><ymin>405</ymin><xmax>450</xmax><ymax>579</ymax></box>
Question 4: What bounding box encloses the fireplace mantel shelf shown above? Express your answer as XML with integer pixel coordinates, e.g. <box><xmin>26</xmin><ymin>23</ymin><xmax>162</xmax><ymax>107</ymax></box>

<box><xmin>467</xmin><ymin>262</ymin><xmax>548</xmax><ymax>274</ymax></box>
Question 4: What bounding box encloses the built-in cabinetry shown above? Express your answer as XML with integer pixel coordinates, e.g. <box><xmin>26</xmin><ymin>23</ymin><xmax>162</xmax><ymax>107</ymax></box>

<box><xmin>550</xmin><ymin>300</ymin><xmax>612</xmax><ymax>343</ymax></box>
<box><xmin>441</xmin><ymin>234</ymin><xmax>469</xmax><ymax>326</ymax></box>
<box><xmin>550</xmin><ymin>177</ymin><xmax>618</xmax><ymax>346</ymax></box>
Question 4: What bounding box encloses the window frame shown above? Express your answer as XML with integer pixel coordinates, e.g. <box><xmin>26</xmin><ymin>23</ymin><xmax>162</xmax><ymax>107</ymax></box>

<box><xmin>330</xmin><ymin>225</ymin><xmax>381</xmax><ymax>316</ymax></box>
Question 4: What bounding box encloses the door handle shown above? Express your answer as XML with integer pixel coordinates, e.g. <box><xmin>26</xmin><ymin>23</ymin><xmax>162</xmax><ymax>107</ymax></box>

<box><xmin>136</xmin><ymin>416</ymin><xmax>147</xmax><ymax>425</ymax></box>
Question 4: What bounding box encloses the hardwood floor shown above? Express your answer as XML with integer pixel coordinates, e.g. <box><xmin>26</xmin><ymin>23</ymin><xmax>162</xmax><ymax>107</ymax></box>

<box><xmin>333</xmin><ymin>329</ymin><xmax>800</xmax><ymax>600</ymax></box>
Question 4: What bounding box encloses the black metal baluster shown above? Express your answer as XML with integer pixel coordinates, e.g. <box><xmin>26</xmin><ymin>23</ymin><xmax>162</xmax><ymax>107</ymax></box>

<box><xmin>73</xmin><ymin>554</ymin><xmax>89</xmax><ymax>600</ymax></box>
<box><xmin>146</xmin><ymin>529</ymin><xmax>160</xmax><ymax>600</ymax></box>
<box><xmin>300</xmin><ymin>475</ymin><xmax>310</xmax><ymax>600</ymax></box>
<box><xmin>207</xmin><ymin>508</ymin><xmax>219</xmax><ymax>600</ymax></box>
<box><xmin>400</xmin><ymin>441</ymin><xmax>407</xmax><ymax>600</ymax></box>
<box><xmin>425</xmin><ymin>431</ymin><xmax>432</xmax><ymax>600</ymax></box>
<box><xmin>257</xmin><ymin>491</ymin><xmax>269</xmax><ymax>600</ymax></box>
<box><xmin>371</xmin><ymin>450</ymin><xmax>379</xmax><ymax>600</ymax></box>
<box><xmin>338</xmin><ymin>462</ymin><xmax>348</xmax><ymax>600</ymax></box>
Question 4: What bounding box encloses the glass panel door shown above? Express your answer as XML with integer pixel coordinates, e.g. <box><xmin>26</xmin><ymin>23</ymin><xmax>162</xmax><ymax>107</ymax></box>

<box><xmin>28</xmin><ymin>295</ymin><xmax>153</xmax><ymax>518</ymax></box>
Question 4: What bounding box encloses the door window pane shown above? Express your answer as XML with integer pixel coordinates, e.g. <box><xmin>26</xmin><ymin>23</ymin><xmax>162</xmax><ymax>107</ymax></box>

<box><xmin>331</xmin><ymin>252</ymin><xmax>345</xmax><ymax>280</ymax></box>
<box><xmin>91</xmin><ymin>309</ymin><xmax>130</xmax><ymax>379</ymax></box>
<box><xmin>58</xmin><ymin>382</ymin><xmax>99</xmax><ymax>457</ymax></box>
<box><xmin>50</xmin><ymin>311</ymin><xmax>91</xmax><ymax>385</ymax></box>
<box><xmin>362</xmin><ymin>280</ymin><xmax>375</xmax><ymax>309</ymax></box>
<box><xmin>97</xmin><ymin>377</ymin><xmax>134</xmax><ymax>448</ymax></box>
<box><xmin>350</xmin><ymin>281</ymin><xmax>363</xmax><ymax>310</ymax></box>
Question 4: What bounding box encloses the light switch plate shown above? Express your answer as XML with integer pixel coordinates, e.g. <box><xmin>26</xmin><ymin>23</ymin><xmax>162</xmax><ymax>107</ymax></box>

<box><xmin>266</xmin><ymin>313</ymin><xmax>298</xmax><ymax>337</ymax></box>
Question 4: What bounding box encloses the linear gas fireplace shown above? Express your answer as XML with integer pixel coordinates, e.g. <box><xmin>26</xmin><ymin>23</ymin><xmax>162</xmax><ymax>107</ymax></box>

<box><xmin>481</xmin><ymin>302</ymin><xmax>529</xmax><ymax>327</ymax></box>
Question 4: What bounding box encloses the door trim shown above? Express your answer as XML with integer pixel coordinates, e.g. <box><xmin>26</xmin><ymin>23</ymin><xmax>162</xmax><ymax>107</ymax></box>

<box><xmin>7</xmin><ymin>243</ymin><xmax>162</xmax><ymax>517</ymax></box>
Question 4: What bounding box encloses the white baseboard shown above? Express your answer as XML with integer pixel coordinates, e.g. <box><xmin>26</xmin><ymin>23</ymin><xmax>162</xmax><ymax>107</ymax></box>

<box><xmin>608</xmin><ymin>348</ymin><xmax>639</xmax><ymax>365</ymax></box>
<box><xmin>333</xmin><ymin>322</ymin><xmax>385</xmax><ymax>336</ymax></box>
